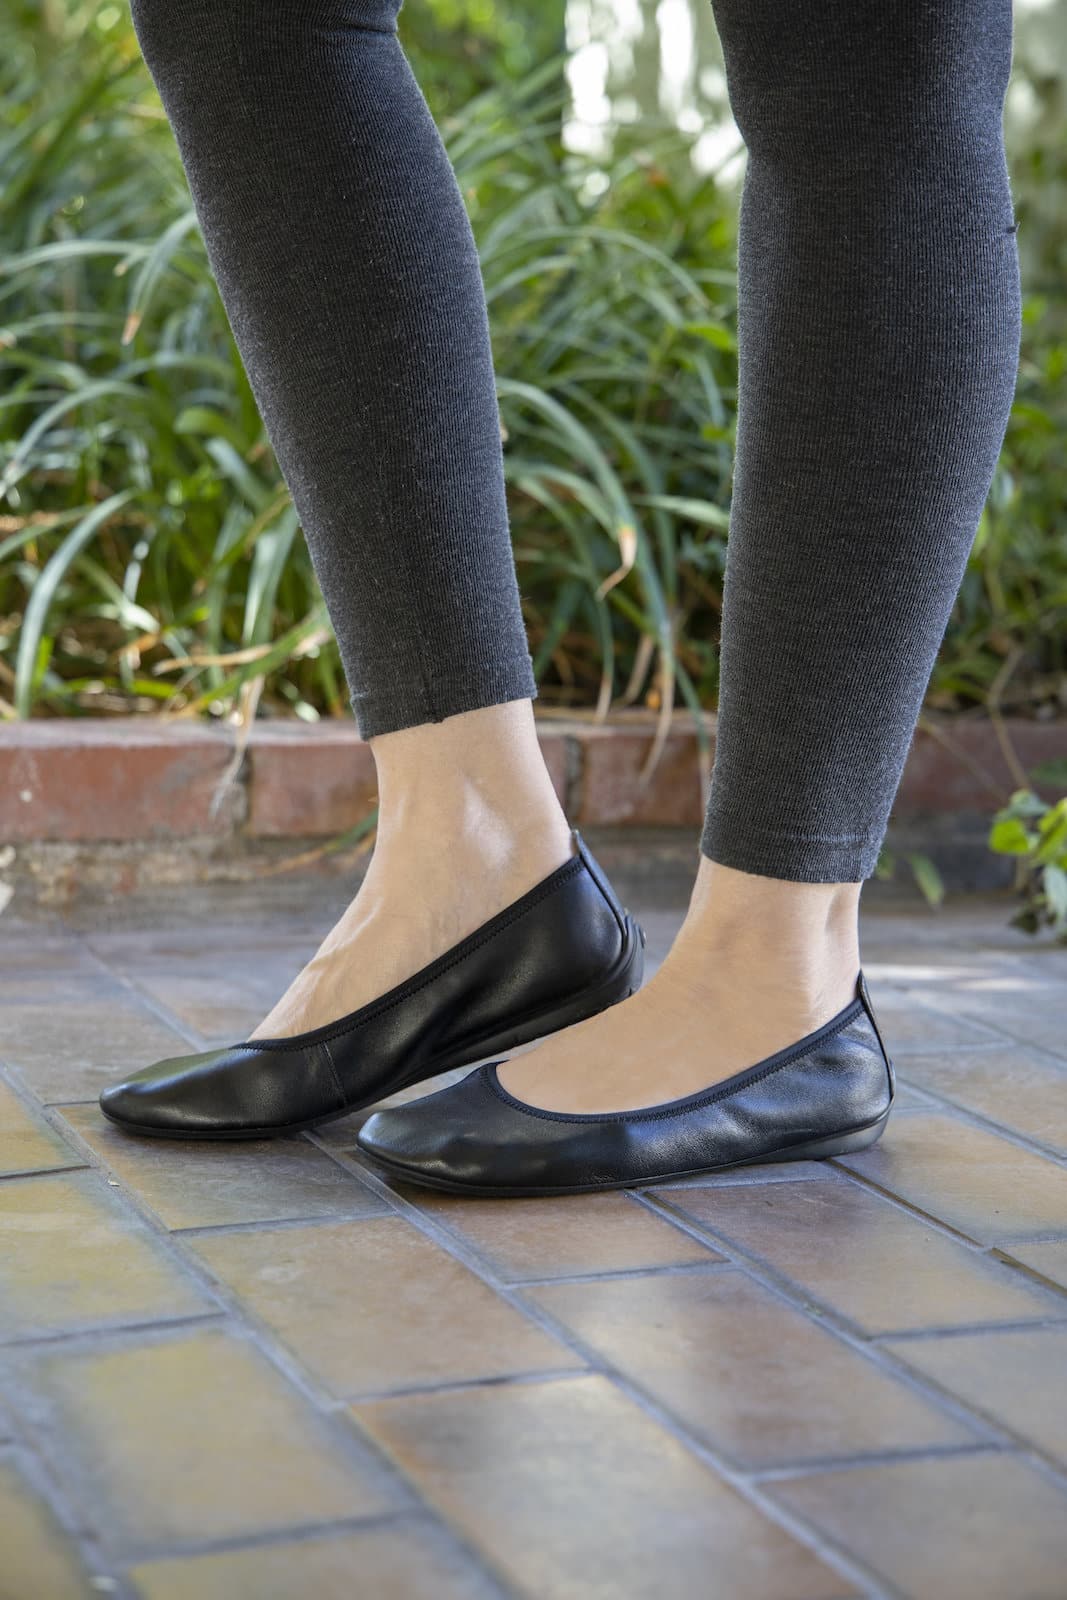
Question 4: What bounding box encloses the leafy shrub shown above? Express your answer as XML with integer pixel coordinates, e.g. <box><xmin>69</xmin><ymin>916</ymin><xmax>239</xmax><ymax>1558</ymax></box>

<box><xmin>1</xmin><ymin>2</ymin><xmax>1063</xmax><ymax>922</ymax></box>
<box><xmin>988</xmin><ymin>787</ymin><xmax>1067</xmax><ymax>941</ymax></box>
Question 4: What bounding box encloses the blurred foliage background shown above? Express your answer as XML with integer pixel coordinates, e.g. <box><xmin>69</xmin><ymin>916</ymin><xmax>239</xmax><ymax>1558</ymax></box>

<box><xmin>1</xmin><ymin>0</ymin><xmax>1065</xmax><ymax>745</ymax></box>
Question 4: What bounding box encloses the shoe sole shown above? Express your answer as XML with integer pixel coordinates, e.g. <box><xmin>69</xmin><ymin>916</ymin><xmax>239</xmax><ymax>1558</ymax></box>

<box><xmin>99</xmin><ymin>909</ymin><xmax>646</xmax><ymax>1142</ymax></box>
<box><xmin>355</xmin><ymin>1107</ymin><xmax>893</xmax><ymax>1198</ymax></box>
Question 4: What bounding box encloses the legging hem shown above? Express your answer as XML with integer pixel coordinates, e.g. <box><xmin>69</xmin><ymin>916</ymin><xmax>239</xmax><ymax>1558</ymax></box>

<box><xmin>699</xmin><ymin>816</ymin><xmax>881</xmax><ymax>884</ymax></box>
<box><xmin>350</xmin><ymin>654</ymin><xmax>539</xmax><ymax>740</ymax></box>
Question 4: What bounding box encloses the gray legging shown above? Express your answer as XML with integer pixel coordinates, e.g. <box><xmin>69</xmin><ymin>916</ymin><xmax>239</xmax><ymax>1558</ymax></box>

<box><xmin>128</xmin><ymin>0</ymin><xmax>1021</xmax><ymax>883</ymax></box>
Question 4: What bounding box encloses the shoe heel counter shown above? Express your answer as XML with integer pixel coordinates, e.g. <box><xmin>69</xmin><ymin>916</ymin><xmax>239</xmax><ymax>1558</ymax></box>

<box><xmin>563</xmin><ymin>830</ymin><xmax>649</xmax><ymax>993</ymax></box>
<box><xmin>572</xmin><ymin>828</ymin><xmax>629</xmax><ymax>952</ymax></box>
<box><xmin>857</xmin><ymin>969</ymin><xmax>896</xmax><ymax>1105</ymax></box>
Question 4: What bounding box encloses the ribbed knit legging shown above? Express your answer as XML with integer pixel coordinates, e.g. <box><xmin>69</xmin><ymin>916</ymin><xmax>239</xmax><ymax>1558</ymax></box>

<box><xmin>129</xmin><ymin>0</ymin><xmax>1021</xmax><ymax>883</ymax></box>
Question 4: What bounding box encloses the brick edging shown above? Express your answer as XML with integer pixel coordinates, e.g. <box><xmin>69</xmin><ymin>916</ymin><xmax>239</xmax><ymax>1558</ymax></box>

<box><xmin>0</xmin><ymin>712</ymin><xmax>1062</xmax><ymax>844</ymax></box>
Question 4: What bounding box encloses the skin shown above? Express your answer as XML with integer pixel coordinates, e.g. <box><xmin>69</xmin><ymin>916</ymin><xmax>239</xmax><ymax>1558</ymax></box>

<box><xmin>251</xmin><ymin>697</ymin><xmax>862</xmax><ymax>1114</ymax></box>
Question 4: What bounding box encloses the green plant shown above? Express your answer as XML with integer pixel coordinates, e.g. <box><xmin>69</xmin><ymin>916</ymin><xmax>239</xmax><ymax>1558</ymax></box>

<box><xmin>5</xmin><ymin>0</ymin><xmax>1065</xmax><ymax>737</ymax></box>
<box><xmin>1</xmin><ymin>5</ymin><xmax>740</xmax><ymax>764</ymax></box>
<box><xmin>3</xmin><ymin>1</ymin><xmax>1064</xmax><ymax>934</ymax></box>
<box><xmin>871</xmin><ymin>848</ymin><xmax>945</xmax><ymax>909</ymax></box>
<box><xmin>988</xmin><ymin>788</ymin><xmax>1067</xmax><ymax>941</ymax></box>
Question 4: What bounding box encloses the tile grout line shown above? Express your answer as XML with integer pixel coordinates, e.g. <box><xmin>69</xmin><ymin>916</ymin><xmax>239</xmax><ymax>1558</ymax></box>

<box><xmin>828</xmin><ymin>1159</ymin><xmax>1067</xmax><ymax>1259</ymax></box>
<box><xmin>304</xmin><ymin>1140</ymin><xmax>900</xmax><ymax>1598</ymax></box>
<box><xmin>79</xmin><ymin>941</ymin><xmax>211</xmax><ymax>1053</ymax></box>
<box><xmin>632</xmin><ymin>1188</ymin><xmax>1036</xmax><ymax>1438</ymax></box>
<box><xmin>748</xmin><ymin>1441</ymin><xmax>1004</xmax><ymax>1482</ymax></box>
<box><xmin>0</xmin><ymin>1433</ymin><xmax>129</xmax><ymax>1598</ymax></box>
<box><xmin>0</xmin><ymin>1311</ymin><xmax>228</xmax><ymax>1355</ymax></box>
<box><xmin>887</xmin><ymin>995</ymin><xmax>1067</xmax><ymax>1072</ymax></box>
<box><xmin>887</xmin><ymin>1075</ymin><xmax>1067</xmax><ymax>1165</ymax></box>
<box><xmin>0</xmin><ymin>1121</ymin><xmax>485</xmax><ymax>1585</ymax></box>
<box><xmin>3</xmin><ymin>925</ymin><xmax>1064</xmax><ymax>1594</ymax></box>
<box><xmin>4</xmin><ymin>1072</ymin><xmax>580</xmax><ymax>1600</ymax></box>
<box><xmin>494</xmin><ymin>1293</ymin><xmax>901</xmax><ymax>1600</ymax></box>
<box><xmin>99</xmin><ymin>1506</ymin><xmax>442</xmax><ymax>1571</ymax></box>
<box><xmin>634</xmin><ymin>1189</ymin><xmax>1067</xmax><ymax>1490</ymax></box>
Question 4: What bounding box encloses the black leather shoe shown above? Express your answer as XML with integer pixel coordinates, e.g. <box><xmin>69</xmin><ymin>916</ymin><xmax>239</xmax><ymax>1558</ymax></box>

<box><xmin>354</xmin><ymin>970</ymin><xmax>895</xmax><ymax>1195</ymax></box>
<box><xmin>98</xmin><ymin>827</ymin><xmax>645</xmax><ymax>1139</ymax></box>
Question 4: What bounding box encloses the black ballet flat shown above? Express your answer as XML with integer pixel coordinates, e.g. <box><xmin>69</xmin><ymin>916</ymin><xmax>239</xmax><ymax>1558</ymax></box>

<box><xmin>98</xmin><ymin>826</ymin><xmax>645</xmax><ymax>1140</ymax></box>
<box><xmin>354</xmin><ymin>970</ymin><xmax>895</xmax><ymax>1195</ymax></box>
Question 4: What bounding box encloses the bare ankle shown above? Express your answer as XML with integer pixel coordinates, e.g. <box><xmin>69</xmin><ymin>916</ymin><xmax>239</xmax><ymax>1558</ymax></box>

<box><xmin>663</xmin><ymin>851</ymin><xmax>860</xmax><ymax>1009</ymax></box>
<box><xmin>368</xmin><ymin>700</ymin><xmax>572</xmax><ymax>870</ymax></box>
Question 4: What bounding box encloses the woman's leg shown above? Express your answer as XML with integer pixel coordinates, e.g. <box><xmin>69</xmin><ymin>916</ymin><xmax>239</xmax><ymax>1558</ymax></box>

<box><xmin>129</xmin><ymin>0</ymin><xmax>574</xmax><ymax>1034</ymax></box>
<box><xmin>497</xmin><ymin>0</ymin><xmax>1021</xmax><ymax>1113</ymax></box>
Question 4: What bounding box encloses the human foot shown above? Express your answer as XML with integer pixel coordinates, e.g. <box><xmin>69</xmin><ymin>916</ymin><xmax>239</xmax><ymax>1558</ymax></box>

<box><xmin>494</xmin><ymin>853</ymin><xmax>862</xmax><ymax>1113</ymax></box>
<box><xmin>355</xmin><ymin>962</ymin><xmax>894</xmax><ymax>1194</ymax></box>
<box><xmin>99</xmin><ymin>826</ymin><xmax>644</xmax><ymax>1140</ymax></box>
<box><xmin>252</xmin><ymin>698</ymin><xmax>576</xmax><ymax>1039</ymax></box>
<box><xmin>353</xmin><ymin>853</ymin><xmax>891</xmax><ymax>1193</ymax></box>
<box><xmin>251</xmin><ymin>812</ymin><xmax>575</xmax><ymax>1039</ymax></box>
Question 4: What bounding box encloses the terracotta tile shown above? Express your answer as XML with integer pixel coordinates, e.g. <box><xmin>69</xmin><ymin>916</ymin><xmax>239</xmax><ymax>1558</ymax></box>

<box><xmin>356</xmin><ymin>1375</ymin><xmax>855</xmax><ymax>1599</ymax></box>
<box><xmin>188</xmin><ymin>1217</ymin><xmax>581</xmax><ymax>1398</ymax></box>
<box><xmin>85</xmin><ymin>927</ymin><xmax>311</xmax><ymax>971</ymax></box>
<box><xmin>983</xmin><ymin>1009</ymin><xmax>1067</xmax><ymax>1058</ymax></box>
<box><xmin>5</xmin><ymin>998</ymin><xmax>191</xmax><ymax>1104</ymax></box>
<box><xmin>884</xmin><ymin>1327</ymin><xmax>1067</xmax><ymax>1463</ymax></box>
<box><xmin>652</xmin><ymin>1161</ymin><xmax>831</xmax><ymax>1189</ymax></box>
<box><xmin>530</xmin><ymin>1269</ymin><xmax>975</xmax><ymax>1467</ymax></box>
<box><xmin>662</xmin><ymin>1173</ymin><xmax>1063</xmax><ymax>1334</ymax></box>
<box><xmin>1</xmin><ymin>972</ymin><xmax>138</xmax><ymax>1010</ymax></box>
<box><xmin>837</xmin><ymin>1112</ymin><xmax>1067</xmax><ymax>1246</ymax></box>
<box><xmin>1003</xmin><ymin>1239</ymin><xmax>1067</xmax><ymax>1292</ymax></box>
<box><xmin>0</xmin><ymin>1457</ymin><xmax>96</xmax><ymax>1598</ymax></box>
<box><xmin>888</xmin><ymin>971</ymin><xmax>1067</xmax><ymax>1059</ymax></box>
<box><xmin>855</xmin><ymin>987</ymin><xmax>1000</xmax><ymax>1053</ymax></box>
<box><xmin>875</xmin><ymin>963</ymin><xmax>1062</xmax><ymax>1005</ymax></box>
<box><xmin>25</xmin><ymin>1328</ymin><xmax>393</xmax><ymax>1556</ymax></box>
<box><xmin>0</xmin><ymin>1171</ymin><xmax>210</xmax><ymax>1339</ymax></box>
<box><xmin>126</xmin><ymin>1520</ymin><xmax>503</xmax><ymax>1600</ymax></box>
<box><xmin>0</xmin><ymin>932</ymin><xmax>95</xmax><ymax>978</ymax></box>
<box><xmin>0</xmin><ymin>971</ymin><xmax>103</xmax><ymax>1004</ymax></box>
<box><xmin>887</xmin><ymin>1082</ymin><xmax>927</xmax><ymax>1107</ymax></box>
<box><xmin>771</xmin><ymin>1454</ymin><xmax>1067</xmax><ymax>1600</ymax></box>
<box><xmin>408</xmin><ymin>1190</ymin><xmax>721</xmax><ymax>1281</ymax></box>
<box><xmin>56</xmin><ymin>1105</ymin><xmax>385</xmax><ymax>1230</ymax></box>
<box><xmin>123</xmin><ymin>971</ymin><xmax>283</xmax><ymax>1045</ymax></box>
<box><xmin>896</xmin><ymin>1047</ymin><xmax>1067</xmax><ymax>1154</ymax></box>
<box><xmin>0</xmin><ymin>1079</ymin><xmax>83</xmax><ymax>1177</ymax></box>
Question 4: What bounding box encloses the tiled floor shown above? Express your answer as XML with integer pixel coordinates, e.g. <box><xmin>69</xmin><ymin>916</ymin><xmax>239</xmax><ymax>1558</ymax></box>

<box><xmin>1</xmin><ymin>885</ymin><xmax>1066</xmax><ymax>1598</ymax></box>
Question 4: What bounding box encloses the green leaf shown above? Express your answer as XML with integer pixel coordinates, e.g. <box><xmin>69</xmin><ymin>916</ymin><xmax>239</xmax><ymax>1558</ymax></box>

<box><xmin>906</xmin><ymin>852</ymin><xmax>945</xmax><ymax>907</ymax></box>
<box><xmin>1043</xmin><ymin>863</ymin><xmax>1067</xmax><ymax>923</ymax></box>
<box><xmin>1033</xmin><ymin>800</ymin><xmax>1067</xmax><ymax>867</ymax></box>
<box><xmin>988</xmin><ymin>817</ymin><xmax>1036</xmax><ymax>856</ymax></box>
<box><xmin>14</xmin><ymin>490</ymin><xmax>140</xmax><ymax>717</ymax></box>
<box><xmin>682</xmin><ymin>321</ymin><xmax>737</xmax><ymax>352</ymax></box>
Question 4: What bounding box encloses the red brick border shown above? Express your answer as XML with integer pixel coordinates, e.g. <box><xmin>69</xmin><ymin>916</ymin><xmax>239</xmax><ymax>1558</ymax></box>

<box><xmin>0</xmin><ymin>712</ymin><xmax>1062</xmax><ymax>844</ymax></box>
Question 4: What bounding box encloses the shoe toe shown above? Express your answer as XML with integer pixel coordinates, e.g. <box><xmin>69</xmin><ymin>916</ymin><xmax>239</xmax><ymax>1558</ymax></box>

<box><xmin>98</xmin><ymin>1049</ymin><xmax>238</xmax><ymax>1134</ymax></box>
<box><xmin>99</xmin><ymin>1068</ymin><xmax>186</xmax><ymax>1131</ymax></box>
<box><xmin>357</xmin><ymin>1069</ymin><xmax>510</xmax><ymax>1185</ymax></box>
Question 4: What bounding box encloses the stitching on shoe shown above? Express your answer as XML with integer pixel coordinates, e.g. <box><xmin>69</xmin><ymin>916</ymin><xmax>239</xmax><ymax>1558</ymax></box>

<box><xmin>319</xmin><ymin>1039</ymin><xmax>348</xmax><ymax>1109</ymax></box>
<box><xmin>483</xmin><ymin>996</ymin><xmax>873</xmax><ymax>1124</ymax></box>
<box><xmin>244</xmin><ymin>855</ymin><xmax>586</xmax><ymax>1051</ymax></box>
